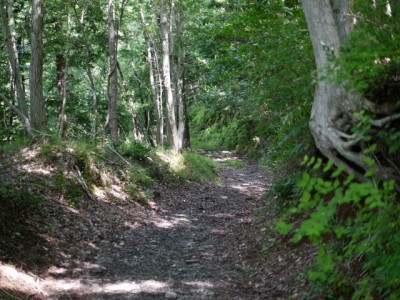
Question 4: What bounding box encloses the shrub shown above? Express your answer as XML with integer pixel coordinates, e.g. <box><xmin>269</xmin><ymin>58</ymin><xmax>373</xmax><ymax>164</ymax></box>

<box><xmin>278</xmin><ymin>155</ymin><xmax>400</xmax><ymax>299</ymax></box>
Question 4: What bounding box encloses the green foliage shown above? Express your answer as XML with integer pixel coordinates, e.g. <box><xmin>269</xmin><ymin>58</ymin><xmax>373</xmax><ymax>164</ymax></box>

<box><xmin>268</xmin><ymin>172</ymin><xmax>302</xmax><ymax>214</ymax></box>
<box><xmin>280</xmin><ymin>154</ymin><xmax>400</xmax><ymax>299</ymax></box>
<box><xmin>0</xmin><ymin>182</ymin><xmax>45</xmax><ymax>204</ymax></box>
<box><xmin>225</xmin><ymin>159</ymin><xmax>245</xmax><ymax>168</ymax></box>
<box><xmin>180</xmin><ymin>151</ymin><xmax>220</xmax><ymax>182</ymax></box>
<box><xmin>128</xmin><ymin>167</ymin><xmax>153</xmax><ymax>187</ymax></box>
<box><xmin>332</xmin><ymin>0</ymin><xmax>400</xmax><ymax>93</ymax></box>
<box><xmin>0</xmin><ymin>136</ymin><xmax>30</xmax><ymax>152</ymax></box>
<box><xmin>188</xmin><ymin>0</ymin><xmax>314</xmax><ymax>161</ymax></box>
<box><xmin>53</xmin><ymin>171</ymin><xmax>84</xmax><ymax>207</ymax></box>
<box><xmin>124</xmin><ymin>182</ymin><xmax>149</xmax><ymax>205</ymax></box>
<box><xmin>119</xmin><ymin>137</ymin><xmax>153</xmax><ymax>161</ymax></box>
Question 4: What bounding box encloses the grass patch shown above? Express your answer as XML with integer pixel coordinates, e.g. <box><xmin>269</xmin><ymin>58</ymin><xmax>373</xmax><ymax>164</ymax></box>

<box><xmin>225</xmin><ymin>159</ymin><xmax>246</xmax><ymax>168</ymax></box>
<box><xmin>155</xmin><ymin>150</ymin><xmax>220</xmax><ymax>182</ymax></box>
<box><xmin>0</xmin><ymin>135</ymin><xmax>31</xmax><ymax>153</ymax></box>
<box><xmin>182</xmin><ymin>151</ymin><xmax>220</xmax><ymax>182</ymax></box>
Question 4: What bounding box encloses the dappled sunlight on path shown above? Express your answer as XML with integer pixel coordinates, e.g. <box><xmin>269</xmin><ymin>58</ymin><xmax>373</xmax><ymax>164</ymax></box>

<box><xmin>0</xmin><ymin>151</ymin><xmax>271</xmax><ymax>299</ymax></box>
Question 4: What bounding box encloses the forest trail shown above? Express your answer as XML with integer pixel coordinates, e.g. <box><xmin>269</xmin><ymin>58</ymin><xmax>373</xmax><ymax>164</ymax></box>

<box><xmin>1</xmin><ymin>151</ymin><xmax>275</xmax><ymax>299</ymax></box>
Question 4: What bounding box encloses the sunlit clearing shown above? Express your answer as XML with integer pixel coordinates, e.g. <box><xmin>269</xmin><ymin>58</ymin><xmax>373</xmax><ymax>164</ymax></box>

<box><xmin>155</xmin><ymin>150</ymin><xmax>185</xmax><ymax>172</ymax></box>
<box><xmin>47</xmin><ymin>266</ymin><xmax>68</xmax><ymax>275</ymax></box>
<box><xmin>0</xmin><ymin>263</ymin><xmax>39</xmax><ymax>295</ymax></box>
<box><xmin>42</xmin><ymin>279</ymin><xmax>169</xmax><ymax>295</ymax></box>
<box><xmin>92</xmin><ymin>185</ymin><xmax>106</xmax><ymax>200</ymax></box>
<box><xmin>109</xmin><ymin>184</ymin><xmax>129</xmax><ymax>200</ymax></box>
<box><xmin>21</xmin><ymin>164</ymin><xmax>54</xmax><ymax>175</ymax></box>
<box><xmin>20</xmin><ymin>148</ymin><xmax>38</xmax><ymax>159</ymax></box>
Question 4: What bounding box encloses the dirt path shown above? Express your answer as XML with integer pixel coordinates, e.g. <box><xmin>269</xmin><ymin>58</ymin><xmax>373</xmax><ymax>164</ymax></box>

<box><xmin>1</xmin><ymin>151</ymin><xmax>272</xmax><ymax>299</ymax></box>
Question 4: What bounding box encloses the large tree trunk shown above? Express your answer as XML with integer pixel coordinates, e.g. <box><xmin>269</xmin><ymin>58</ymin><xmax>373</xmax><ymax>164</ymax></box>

<box><xmin>0</xmin><ymin>0</ymin><xmax>29</xmax><ymax>133</ymax></box>
<box><xmin>160</xmin><ymin>0</ymin><xmax>180</xmax><ymax>152</ymax></box>
<box><xmin>302</xmin><ymin>0</ymin><xmax>400</xmax><ymax>181</ymax></box>
<box><xmin>175</xmin><ymin>5</ymin><xmax>190</xmax><ymax>149</ymax></box>
<box><xmin>29</xmin><ymin>0</ymin><xmax>46</xmax><ymax>134</ymax></box>
<box><xmin>107</xmin><ymin>0</ymin><xmax>118</xmax><ymax>144</ymax></box>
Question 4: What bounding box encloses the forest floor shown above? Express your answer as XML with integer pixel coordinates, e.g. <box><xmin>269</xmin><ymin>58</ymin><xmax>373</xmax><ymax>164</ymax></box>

<box><xmin>0</xmin><ymin>149</ymin><xmax>314</xmax><ymax>300</ymax></box>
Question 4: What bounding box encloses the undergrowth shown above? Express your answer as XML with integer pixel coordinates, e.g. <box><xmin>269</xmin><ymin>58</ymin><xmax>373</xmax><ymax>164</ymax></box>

<box><xmin>278</xmin><ymin>154</ymin><xmax>400</xmax><ymax>299</ymax></box>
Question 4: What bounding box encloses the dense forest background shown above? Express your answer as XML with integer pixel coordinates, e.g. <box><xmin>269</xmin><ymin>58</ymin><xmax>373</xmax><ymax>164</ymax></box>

<box><xmin>1</xmin><ymin>0</ymin><xmax>400</xmax><ymax>298</ymax></box>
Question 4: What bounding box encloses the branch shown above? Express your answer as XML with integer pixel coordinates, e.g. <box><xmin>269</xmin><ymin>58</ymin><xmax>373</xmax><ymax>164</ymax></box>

<box><xmin>106</xmin><ymin>144</ymin><xmax>133</xmax><ymax>167</ymax></box>
<box><xmin>73</xmin><ymin>165</ymin><xmax>97</xmax><ymax>202</ymax></box>
<box><xmin>0</xmin><ymin>92</ymin><xmax>33</xmax><ymax>136</ymax></box>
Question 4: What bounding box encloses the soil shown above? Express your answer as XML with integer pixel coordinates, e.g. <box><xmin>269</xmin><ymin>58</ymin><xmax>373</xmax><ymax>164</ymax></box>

<box><xmin>0</xmin><ymin>149</ymin><xmax>314</xmax><ymax>300</ymax></box>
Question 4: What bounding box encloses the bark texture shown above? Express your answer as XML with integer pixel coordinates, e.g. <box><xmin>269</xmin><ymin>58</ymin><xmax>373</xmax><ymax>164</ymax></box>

<box><xmin>302</xmin><ymin>0</ymin><xmax>400</xmax><ymax>181</ymax></box>
<box><xmin>175</xmin><ymin>6</ymin><xmax>190</xmax><ymax>149</ymax></box>
<box><xmin>160</xmin><ymin>0</ymin><xmax>180</xmax><ymax>152</ymax></box>
<box><xmin>29</xmin><ymin>0</ymin><xmax>46</xmax><ymax>134</ymax></box>
<box><xmin>139</xmin><ymin>3</ymin><xmax>163</xmax><ymax>146</ymax></box>
<box><xmin>108</xmin><ymin>0</ymin><xmax>118</xmax><ymax>144</ymax></box>
<box><xmin>73</xmin><ymin>3</ymin><xmax>99</xmax><ymax>142</ymax></box>
<box><xmin>0</xmin><ymin>0</ymin><xmax>29</xmax><ymax>131</ymax></box>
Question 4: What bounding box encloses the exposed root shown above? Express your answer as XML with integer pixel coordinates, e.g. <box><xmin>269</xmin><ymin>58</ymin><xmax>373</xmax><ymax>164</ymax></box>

<box><xmin>362</xmin><ymin>98</ymin><xmax>400</xmax><ymax>115</ymax></box>
<box><xmin>370</xmin><ymin>112</ymin><xmax>400</xmax><ymax>127</ymax></box>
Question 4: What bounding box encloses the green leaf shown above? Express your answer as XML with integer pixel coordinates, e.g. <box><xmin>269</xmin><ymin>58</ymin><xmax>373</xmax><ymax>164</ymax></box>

<box><xmin>331</xmin><ymin>164</ymin><xmax>345</xmax><ymax>178</ymax></box>
<box><xmin>313</xmin><ymin>158</ymin><xmax>322</xmax><ymax>170</ymax></box>
<box><xmin>335</xmin><ymin>226</ymin><xmax>348</xmax><ymax>238</ymax></box>
<box><xmin>344</xmin><ymin>174</ymin><xmax>355</xmax><ymax>186</ymax></box>
<box><xmin>301</xmin><ymin>155</ymin><xmax>309</xmax><ymax>166</ymax></box>
<box><xmin>365</xmin><ymin>165</ymin><xmax>376</xmax><ymax>177</ymax></box>
<box><xmin>297</xmin><ymin>172</ymin><xmax>311</xmax><ymax>188</ymax></box>
<box><xmin>363</xmin><ymin>143</ymin><xmax>377</xmax><ymax>154</ymax></box>
<box><xmin>323</xmin><ymin>160</ymin><xmax>334</xmax><ymax>173</ymax></box>
<box><xmin>362</xmin><ymin>156</ymin><xmax>375</xmax><ymax>166</ymax></box>
<box><xmin>276</xmin><ymin>220</ymin><xmax>294</xmax><ymax>235</ymax></box>
<box><xmin>307</xmin><ymin>156</ymin><xmax>316</xmax><ymax>167</ymax></box>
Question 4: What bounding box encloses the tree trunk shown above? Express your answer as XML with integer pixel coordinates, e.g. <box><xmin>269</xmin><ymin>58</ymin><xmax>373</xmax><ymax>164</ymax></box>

<box><xmin>154</xmin><ymin>45</ymin><xmax>164</xmax><ymax>147</ymax></box>
<box><xmin>302</xmin><ymin>0</ymin><xmax>399</xmax><ymax>181</ymax></box>
<box><xmin>0</xmin><ymin>92</ymin><xmax>32</xmax><ymax>135</ymax></box>
<box><xmin>139</xmin><ymin>3</ymin><xmax>163</xmax><ymax>146</ymax></box>
<box><xmin>108</xmin><ymin>0</ymin><xmax>118</xmax><ymax>144</ymax></box>
<box><xmin>29</xmin><ymin>0</ymin><xmax>46</xmax><ymax>134</ymax></box>
<box><xmin>175</xmin><ymin>5</ymin><xmax>190</xmax><ymax>149</ymax></box>
<box><xmin>57</xmin><ymin>10</ymin><xmax>71</xmax><ymax>140</ymax></box>
<box><xmin>116</xmin><ymin>61</ymin><xmax>144</xmax><ymax>142</ymax></box>
<box><xmin>160</xmin><ymin>0</ymin><xmax>180</xmax><ymax>152</ymax></box>
<box><xmin>72</xmin><ymin>3</ymin><xmax>99</xmax><ymax>143</ymax></box>
<box><xmin>0</xmin><ymin>0</ymin><xmax>29</xmax><ymax>133</ymax></box>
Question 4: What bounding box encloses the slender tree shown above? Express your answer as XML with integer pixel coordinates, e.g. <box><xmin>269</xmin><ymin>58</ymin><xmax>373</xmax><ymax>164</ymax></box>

<box><xmin>0</xmin><ymin>0</ymin><xmax>29</xmax><ymax>133</ymax></box>
<box><xmin>107</xmin><ymin>0</ymin><xmax>118</xmax><ymax>143</ymax></box>
<box><xmin>139</xmin><ymin>2</ymin><xmax>163</xmax><ymax>146</ymax></box>
<box><xmin>72</xmin><ymin>1</ymin><xmax>99</xmax><ymax>142</ymax></box>
<box><xmin>160</xmin><ymin>0</ymin><xmax>180</xmax><ymax>152</ymax></box>
<box><xmin>30</xmin><ymin>0</ymin><xmax>46</xmax><ymax>134</ymax></box>
<box><xmin>57</xmin><ymin>9</ymin><xmax>71</xmax><ymax>139</ymax></box>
